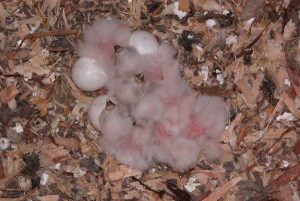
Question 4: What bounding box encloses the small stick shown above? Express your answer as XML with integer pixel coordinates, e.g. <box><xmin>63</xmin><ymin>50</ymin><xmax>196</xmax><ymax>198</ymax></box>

<box><xmin>18</xmin><ymin>30</ymin><xmax>78</xmax><ymax>49</ymax></box>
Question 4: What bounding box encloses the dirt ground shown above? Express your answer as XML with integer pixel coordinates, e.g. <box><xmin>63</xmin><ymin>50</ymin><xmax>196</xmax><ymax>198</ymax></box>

<box><xmin>0</xmin><ymin>0</ymin><xmax>300</xmax><ymax>200</ymax></box>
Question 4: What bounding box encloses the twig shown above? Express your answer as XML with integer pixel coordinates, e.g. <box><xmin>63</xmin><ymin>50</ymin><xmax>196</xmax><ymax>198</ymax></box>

<box><xmin>236</xmin><ymin>21</ymin><xmax>271</xmax><ymax>58</ymax></box>
<box><xmin>0</xmin><ymin>167</ymin><xmax>23</xmax><ymax>188</ymax></box>
<box><xmin>131</xmin><ymin>176</ymin><xmax>173</xmax><ymax>199</ymax></box>
<box><xmin>266</xmin><ymin>128</ymin><xmax>293</xmax><ymax>154</ymax></box>
<box><xmin>202</xmin><ymin>176</ymin><xmax>243</xmax><ymax>201</ymax></box>
<box><xmin>18</xmin><ymin>30</ymin><xmax>78</xmax><ymax>49</ymax></box>
<box><xmin>0</xmin><ymin>157</ymin><xmax>5</xmax><ymax>179</ymax></box>
<box><xmin>196</xmin><ymin>12</ymin><xmax>232</xmax><ymax>22</ymax></box>
<box><xmin>0</xmin><ymin>188</ymin><xmax>37</xmax><ymax>201</ymax></box>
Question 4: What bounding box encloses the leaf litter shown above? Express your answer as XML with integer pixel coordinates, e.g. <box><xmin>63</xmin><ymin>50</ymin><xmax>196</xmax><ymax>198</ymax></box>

<box><xmin>0</xmin><ymin>0</ymin><xmax>299</xmax><ymax>200</ymax></box>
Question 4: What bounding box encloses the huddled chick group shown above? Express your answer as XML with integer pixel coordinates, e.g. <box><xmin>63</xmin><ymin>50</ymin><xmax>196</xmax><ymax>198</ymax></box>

<box><xmin>71</xmin><ymin>19</ymin><xmax>228</xmax><ymax>171</ymax></box>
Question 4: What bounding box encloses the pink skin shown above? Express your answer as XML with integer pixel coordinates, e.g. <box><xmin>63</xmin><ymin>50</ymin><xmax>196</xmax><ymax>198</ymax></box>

<box><xmin>144</xmin><ymin>65</ymin><xmax>164</xmax><ymax>82</ymax></box>
<box><xmin>99</xmin><ymin>43</ymin><xmax>114</xmax><ymax>58</ymax></box>
<box><xmin>121</xmin><ymin>136</ymin><xmax>145</xmax><ymax>157</ymax></box>
<box><xmin>163</xmin><ymin>97</ymin><xmax>177</xmax><ymax>108</ymax></box>
<box><xmin>146</xmin><ymin>60</ymin><xmax>168</xmax><ymax>80</ymax></box>
<box><xmin>154</xmin><ymin>122</ymin><xmax>172</xmax><ymax>141</ymax></box>
<box><xmin>185</xmin><ymin>115</ymin><xmax>206</xmax><ymax>138</ymax></box>
<box><xmin>97</xmin><ymin>40</ymin><xmax>117</xmax><ymax>66</ymax></box>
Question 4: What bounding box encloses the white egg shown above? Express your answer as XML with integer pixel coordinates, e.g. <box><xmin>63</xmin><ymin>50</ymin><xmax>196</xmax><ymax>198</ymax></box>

<box><xmin>129</xmin><ymin>31</ymin><xmax>158</xmax><ymax>55</ymax></box>
<box><xmin>0</xmin><ymin>137</ymin><xmax>10</xmax><ymax>151</ymax></box>
<box><xmin>88</xmin><ymin>95</ymin><xmax>108</xmax><ymax>130</ymax></box>
<box><xmin>71</xmin><ymin>57</ymin><xmax>108</xmax><ymax>91</ymax></box>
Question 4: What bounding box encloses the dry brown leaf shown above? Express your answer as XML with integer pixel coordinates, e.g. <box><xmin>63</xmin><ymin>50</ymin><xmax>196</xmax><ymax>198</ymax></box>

<box><xmin>191</xmin><ymin>75</ymin><xmax>205</xmax><ymax>85</ymax></box>
<box><xmin>293</xmin><ymin>140</ymin><xmax>300</xmax><ymax>155</ymax></box>
<box><xmin>129</xmin><ymin>0</ymin><xmax>145</xmax><ymax>19</ymax></box>
<box><xmin>40</xmin><ymin>143</ymin><xmax>71</xmax><ymax>167</ymax></box>
<box><xmin>237</xmin><ymin>121</ymin><xmax>252</xmax><ymax>146</ymax></box>
<box><xmin>286</xmin><ymin>68</ymin><xmax>300</xmax><ymax>99</ymax></box>
<box><xmin>6</xmin><ymin>152</ymin><xmax>22</xmax><ymax>176</ymax></box>
<box><xmin>236</xmin><ymin>79</ymin><xmax>257</xmax><ymax>109</ymax></box>
<box><xmin>77</xmin><ymin>177</ymin><xmax>98</xmax><ymax>197</ymax></box>
<box><xmin>283</xmin><ymin>92</ymin><xmax>300</xmax><ymax>119</ymax></box>
<box><xmin>0</xmin><ymin>1</ymin><xmax>297</xmax><ymax>200</ymax></box>
<box><xmin>202</xmin><ymin>176</ymin><xmax>243</xmax><ymax>201</ymax></box>
<box><xmin>0</xmin><ymin>2</ymin><xmax>10</xmax><ymax>19</ymax></box>
<box><xmin>268</xmin><ymin>64</ymin><xmax>289</xmax><ymax>93</ymax></box>
<box><xmin>53</xmin><ymin>136</ymin><xmax>80</xmax><ymax>150</ymax></box>
<box><xmin>31</xmin><ymin>96</ymin><xmax>49</xmax><ymax>117</ymax></box>
<box><xmin>265</xmin><ymin>97</ymin><xmax>283</xmax><ymax>128</ymax></box>
<box><xmin>252</xmin><ymin>75</ymin><xmax>263</xmax><ymax>99</ymax></box>
<box><xmin>15</xmin><ymin>57</ymin><xmax>50</xmax><ymax>79</ymax></box>
<box><xmin>222</xmin><ymin>113</ymin><xmax>243</xmax><ymax>146</ymax></box>
<box><xmin>0</xmin><ymin>158</ymin><xmax>4</xmax><ymax>180</ymax></box>
<box><xmin>111</xmin><ymin>192</ymin><xmax>122</xmax><ymax>200</ymax></box>
<box><xmin>274</xmin><ymin>184</ymin><xmax>295</xmax><ymax>201</ymax></box>
<box><xmin>265</xmin><ymin>128</ymin><xmax>297</xmax><ymax>141</ymax></box>
<box><xmin>18</xmin><ymin>16</ymin><xmax>42</xmax><ymax>27</ymax></box>
<box><xmin>8</xmin><ymin>99</ymin><xmax>17</xmax><ymax>110</ymax></box>
<box><xmin>192</xmin><ymin>0</ymin><xmax>222</xmax><ymax>11</ymax></box>
<box><xmin>41</xmin><ymin>0</ymin><xmax>60</xmax><ymax>13</ymax></box>
<box><xmin>192</xmin><ymin>44</ymin><xmax>204</xmax><ymax>61</ymax></box>
<box><xmin>0</xmin><ymin>167</ymin><xmax>22</xmax><ymax>188</ymax></box>
<box><xmin>0</xmin><ymin>85</ymin><xmax>18</xmax><ymax>103</ymax></box>
<box><xmin>269</xmin><ymin>163</ymin><xmax>300</xmax><ymax>191</ymax></box>
<box><xmin>80</xmin><ymin>141</ymin><xmax>101</xmax><ymax>156</ymax></box>
<box><xmin>14</xmin><ymin>41</ymin><xmax>50</xmax><ymax>79</ymax></box>
<box><xmin>240</xmin><ymin>0</ymin><xmax>265</xmax><ymax>21</ymax></box>
<box><xmin>0</xmin><ymin>198</ymin><xmax>20</xmax><ymax>201</ymax></box>
<box><xmin>262</xmin><ymin>34</ymin><xmax>285</xmax><ymax>67</ymax></box>
<box><xmin>106</xmin><ymin>164</ymin><xmax>142</xmax><ymax>181</ymax></box>
<box><xmin>18</xmin><ymin>24</ymin><xmax>31</xmax><ymax>39</ymax></box>
<box><xmin>37</xmin><ymin>195</ymin><xmax>60</xmax><ymax>201</ymax></box>
<box><xmin>179</xmin><ymin>0</ymin><xmax>190</xmax><ymax>13</ymax></box>
<box><xmin>193</xmin><ymin>170</ymin><xmax>223</xmax><ymax>184</ymax></box>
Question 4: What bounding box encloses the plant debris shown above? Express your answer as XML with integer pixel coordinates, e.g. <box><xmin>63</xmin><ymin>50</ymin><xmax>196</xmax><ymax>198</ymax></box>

<box><xmin>0</xmin><ymin>0</ymin><xmax>299</xmax><ymax>200</ymax></box>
